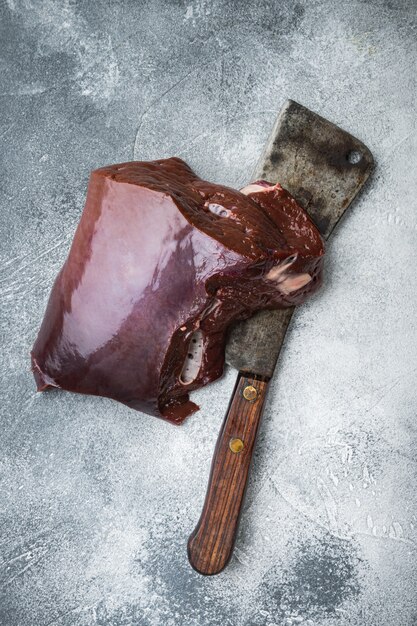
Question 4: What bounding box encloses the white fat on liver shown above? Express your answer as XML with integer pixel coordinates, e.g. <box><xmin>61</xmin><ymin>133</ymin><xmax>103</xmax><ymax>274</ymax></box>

<box><xmin>179</xmin><ymin>329</ymin><xmax>204</xmax><ymax>385</ymax></box>
<box><xmin>277</xmin><ymin>272</ymin><xmax>312</xmax><ymax>294</ymax></box>
<box><xmin>206</xmin><ymin>203</ymin><xmax>231</xmax><ymax>218</ymax></box>
<box><xmin>265</xmin><ymin>256</ymin><xmax>312</xmax><ymax>295</ymax></box>
<box><xmin>240</xmin><ymin>183</ymin><xmax>272</xmax><ymax>195</ymax></box>
<box><xmin>179</xmin><ymin>300</ymin><xmax>221</xmax><ymax>385</ymax></box>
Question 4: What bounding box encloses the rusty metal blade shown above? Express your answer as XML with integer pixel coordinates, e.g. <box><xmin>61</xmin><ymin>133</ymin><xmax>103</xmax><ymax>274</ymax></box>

<box><xmin>226</xmin><ymin>99</ymin><xmax>374</xmax><ymax>378</ymax></box>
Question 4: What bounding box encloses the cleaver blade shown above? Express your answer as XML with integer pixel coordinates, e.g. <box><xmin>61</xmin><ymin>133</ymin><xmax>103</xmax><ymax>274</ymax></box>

<box><xmin>226</xmin><ymin>99</ymin><xmax>374</xmax><ymax>378</ymax></box>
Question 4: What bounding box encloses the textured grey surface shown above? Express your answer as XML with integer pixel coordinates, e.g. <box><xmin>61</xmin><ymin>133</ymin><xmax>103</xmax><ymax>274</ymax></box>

<box><xmin>0</xmin><ymin>1</ymin><xmax>416</xmax><ymax>625</ymax></box>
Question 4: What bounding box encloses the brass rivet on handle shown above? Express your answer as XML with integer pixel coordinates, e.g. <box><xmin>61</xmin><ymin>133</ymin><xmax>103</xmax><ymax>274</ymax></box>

<box><xmin>229</xmin><ymin>438</ymin><xmax>244</xmax><ymax>454</ymax></box>
<box><xmin>243</xmin><ymin>385</ymin><xmax>257</xmax><ymax>401</ymax></box>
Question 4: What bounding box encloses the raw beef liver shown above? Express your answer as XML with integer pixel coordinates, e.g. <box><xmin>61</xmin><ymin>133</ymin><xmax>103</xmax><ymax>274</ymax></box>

<box><xmin>31</xmin><ymin>158</ymin><xmax>324</xmax><ymax>423</ymax></box>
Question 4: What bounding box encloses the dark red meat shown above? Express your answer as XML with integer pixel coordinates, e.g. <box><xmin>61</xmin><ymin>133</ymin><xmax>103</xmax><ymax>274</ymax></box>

<box><xmin>31</xmin><ymin>158</ymin><xmax>324</xmax><ymax>423</ymax></box>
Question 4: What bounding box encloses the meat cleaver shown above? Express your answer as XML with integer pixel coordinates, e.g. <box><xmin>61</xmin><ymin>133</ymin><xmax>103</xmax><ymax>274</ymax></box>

<box><xmin>187</xmin><ymin>100</ymin><xmax>374</xmax><ymax>575</ymax></box>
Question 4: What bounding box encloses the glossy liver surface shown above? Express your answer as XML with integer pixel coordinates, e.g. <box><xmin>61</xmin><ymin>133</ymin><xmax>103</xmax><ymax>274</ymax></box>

<box><xmin>31</xmin><ymin>158</ymin><xmax>324</xmax><ymax>423</ymax></box>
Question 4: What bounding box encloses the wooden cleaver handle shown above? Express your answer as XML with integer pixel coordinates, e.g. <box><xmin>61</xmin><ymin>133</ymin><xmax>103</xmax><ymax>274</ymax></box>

<box><xmin>187</xmin><ymin>373</ymin><xmax>269</xmax><ymax>575</ymax></box>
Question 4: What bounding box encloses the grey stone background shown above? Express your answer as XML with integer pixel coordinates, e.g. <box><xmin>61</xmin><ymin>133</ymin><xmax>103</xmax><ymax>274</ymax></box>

<box><xmin>1</xmin><ymin>0</ymin><xmax>416</xmax><ymax>624</ymax></box>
